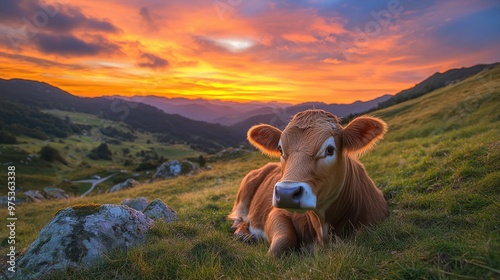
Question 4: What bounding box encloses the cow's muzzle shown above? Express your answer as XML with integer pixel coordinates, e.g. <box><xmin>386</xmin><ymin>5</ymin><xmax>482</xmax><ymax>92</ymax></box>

<box><xmin>273</xmin><ymin>181</ymin><xmax>316</xmax><ymax>210</ymax></box>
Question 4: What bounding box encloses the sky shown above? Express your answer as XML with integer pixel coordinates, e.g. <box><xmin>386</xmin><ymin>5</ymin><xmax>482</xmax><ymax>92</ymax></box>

<box><xmin>0</xmin><ymin>0</ymin><xmax>499</xmax><ymax>104</ymax></box>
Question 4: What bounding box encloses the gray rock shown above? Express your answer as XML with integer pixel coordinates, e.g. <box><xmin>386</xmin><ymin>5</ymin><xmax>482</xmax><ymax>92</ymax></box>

<box><xmin>153</xmin><ymin>160</ymin><xmax>182</xmax><ymax>179</ymax></box>
<box><xmin>42</xmin><ymin>187</ymin><xmax>70</xmax><ymax>200</ymax></box>
<box><xmin>143</xmin><ymin>199</ymin><xmax>178</xmax><ymax>222</ymax></box>
<box><xmin>123</xmin><ymin>197</ymin><xmax>150</xmax><ymax>212</ymax></box>
<box><xmin>0</xmin><ymin>195</ymin><xmax>30</xmax><ymax>206</ymax></box>
<box><xmin>182</xmin><ymin>160</ymin><xmax>201</xmax><ymax>176</ymax></box>
<box><xmin>109</xmin><ymin>179</ymin><xmax>141</xmax><ymax>193</ymax></box>
<box><xmin>24</xmin><ymin>190</ymin><xmax>46</xmax><ymax>203</ymax></box>
<box><xmin>17</xmin><ymin>204</ymin><xmax>153</xmax><ymax>279</ymax></box>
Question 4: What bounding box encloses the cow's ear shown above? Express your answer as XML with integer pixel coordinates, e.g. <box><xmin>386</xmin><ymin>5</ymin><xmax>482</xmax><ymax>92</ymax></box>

<box><xmin>342</xmin><ymin>116</ymin><xmax>387</xmax><ymax>157</ymax></box>
<box><xmin>248</xmin><ymin>124</ymin><xmax>282</xmax><ymax>158</ymax></box>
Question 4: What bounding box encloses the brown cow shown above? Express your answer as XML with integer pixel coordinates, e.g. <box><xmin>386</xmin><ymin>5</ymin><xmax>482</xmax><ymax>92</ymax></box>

<box><xmin>228</xmin><ymin>109</ymin><xmax>388</xmax><ymax>256</ymax></box>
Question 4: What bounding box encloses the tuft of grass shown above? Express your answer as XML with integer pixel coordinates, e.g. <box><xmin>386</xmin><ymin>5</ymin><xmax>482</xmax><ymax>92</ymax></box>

<box><xmin>55</xmin><ymin>203</ymin><xmax>102</xmax><ymax>217</ymax></box>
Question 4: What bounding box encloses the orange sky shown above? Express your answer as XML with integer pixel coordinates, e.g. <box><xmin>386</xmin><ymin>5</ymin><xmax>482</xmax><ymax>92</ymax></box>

<box><xmin>1</xmin><ymin>0</ymin><xmax>499</xmax><ymax>104</ymax></box>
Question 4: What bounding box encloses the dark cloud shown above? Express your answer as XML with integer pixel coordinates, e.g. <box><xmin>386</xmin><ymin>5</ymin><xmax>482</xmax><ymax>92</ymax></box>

<box><xmin>47</xmin><ymin>6</ymin><xmax>120</xmax><ymax>33</ymax></box>
<box><xmin>0</xmin><ymin>51</ymin><xmax>84</xmax><ymax>70</ymax></box>
<box><xmin>137</xmin><ymin>52</ymin><xmax>169</xmax><ymax>69</ymax></box>
<box><xmin>139</xmin><ymin>7</ymin><xmax>157</xmax><ymax>32</ymax></box>
<box><xmin>0</xmin><ymin>0</ymin><xmax>120</xmax><ymax>34</ymax></box>
<box><xmin>33</xmin><ymin>33</ymin><xmax>121</xmax><ymax>56</ymax></box>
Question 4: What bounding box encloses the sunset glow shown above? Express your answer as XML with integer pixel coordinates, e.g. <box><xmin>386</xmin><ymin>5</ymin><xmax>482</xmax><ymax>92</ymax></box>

<box><xmin>1</xmin><ymin>0</ymin><xmax>499</xmax><ymax>104</ymax></box>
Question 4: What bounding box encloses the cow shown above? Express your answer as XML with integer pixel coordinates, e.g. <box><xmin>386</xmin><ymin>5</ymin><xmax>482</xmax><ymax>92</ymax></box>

<box><xmin>228</xmin><ymin>109</ymin><xmax>388</xmax><ymax>257</ymax></box>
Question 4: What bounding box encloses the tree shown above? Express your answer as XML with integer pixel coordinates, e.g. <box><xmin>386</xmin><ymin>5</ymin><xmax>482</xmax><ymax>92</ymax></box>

<box><xmin>198</xmin><ymin>155</ymin><xmax>206</xmax><ymax>168</ymax></box>
<box><xmin>39</xmin><ymin>146</ymin><xmax>68</xmax><ymax>165</ymax></box>
<box><xmin>88</xmin><ymin>143</ymin><xmax>112</xmax><ymax>160</ymax></box>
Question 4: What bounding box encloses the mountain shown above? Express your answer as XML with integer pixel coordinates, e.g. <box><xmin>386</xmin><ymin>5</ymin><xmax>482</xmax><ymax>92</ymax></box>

<box><xmin>285</xmin><ymin>94</ymin><xmax>392</xmax><ymax>116</ymax></box>
<box><xmin>371</xmin><ymin>62</ymin><xmax>500</xmax><ymax>112</ymax></box>
<box><xmin>112</xmin><ymin>95</ymin><xmax>290</xmax><ymax>125</ymax></box>
<box><xmin>114</xmin><ymin>94</ymin><xmax>391</xmax><ymax>127</ymax></box>
<box><xmin>228</xmin><ymin>94</ymin><xmax>392</xmax><ymax>136</ymax></box>
<box><xmin>0</xmin><ymin>78</ymin><xmax>241</xmax><ymax>153</ymax></box>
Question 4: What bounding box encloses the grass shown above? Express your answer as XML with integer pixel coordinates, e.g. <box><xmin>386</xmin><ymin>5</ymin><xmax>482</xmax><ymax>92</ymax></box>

<box><xmin>1</xmin><ymin>66</ymin><xmax>499</xmax><ymax>279</ymax></box>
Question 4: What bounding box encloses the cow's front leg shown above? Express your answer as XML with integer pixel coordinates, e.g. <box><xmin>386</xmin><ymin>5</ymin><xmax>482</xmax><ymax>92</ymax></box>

<box><xmin>231</xmin><ymin>218</ymin><xmax>257</xmax><ymax>243</ymax></box>
<box><xmin>265</xmin><ymin>209</ymin><xmax>298</xmax><ymax>257</ymax></box>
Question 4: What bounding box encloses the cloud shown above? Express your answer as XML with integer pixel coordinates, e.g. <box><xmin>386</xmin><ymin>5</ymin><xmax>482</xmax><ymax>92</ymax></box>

<box><xmin>0</xmin><ymin>51</ymin><xmax>84</xmax><ymax>70</ymax></box>
<box><xmin>33</xmin><ymin>33</ymin><xmax>121</xmax><ymax>56</ymax></box>
<box><xmin>0</xmin><ymin>0</ymin><xmax>120</xmax><ymax>34</ymax></box>
<box><xmin>137</xmin><ymin>52</ymin><xmax>169</xmax><ymax>69</ymax></box>
<box><xmin>321</xmin><ymin>58</ymin><xmax>341</xmax><ymax>64</ymax></box>
<box><xmin>139</xmin><ymin>7</ymin><xmax>157</xmax><ymax>32</ymax></box>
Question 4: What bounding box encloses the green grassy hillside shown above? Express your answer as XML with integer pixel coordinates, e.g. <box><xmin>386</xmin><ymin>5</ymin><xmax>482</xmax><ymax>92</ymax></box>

<box><xmin>1</xmin><ymin>66</ymin><xmax>499</xmax><ymax>279</ymax></box>
<box><xmin>0</xmin><ymin>109</ymin><xmax>204</xmax><ymax>196</ymax></box>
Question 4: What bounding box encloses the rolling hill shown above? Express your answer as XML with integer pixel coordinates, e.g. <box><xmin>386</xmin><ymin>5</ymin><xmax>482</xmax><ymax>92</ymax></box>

<box><xmin>369</xmin><ymin>62</ymin><xmax>499</xmax><ymax>113</ymax></box>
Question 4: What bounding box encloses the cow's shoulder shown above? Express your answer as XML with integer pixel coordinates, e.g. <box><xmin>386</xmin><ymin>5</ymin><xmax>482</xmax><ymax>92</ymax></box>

<box><xmin>243</xmin><ymin>162</ymin><xmax>281</xmax><ymax>185</ymax></box>
<box><xmin>229</xmin><ymin>162</ymin><xmax>280</xmax><ymax>220</ymax></box>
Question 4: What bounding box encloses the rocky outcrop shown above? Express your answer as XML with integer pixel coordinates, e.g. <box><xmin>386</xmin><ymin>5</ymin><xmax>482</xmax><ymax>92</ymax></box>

<box><xmin>17</xmin><ymin>204</ymin><xmax>153</xmax><ymax>279</ymax></box>
<box><xmin>143</xmin><ymin>199</ymin><xmax>178</xmax><ymax>223</ymax></box>
<box><xmin>181</xmin><ymin>160</ymin><xmax>201</xmax><ymax>176</ymax></box>
<box><xmin>109</xmin><ymin>179</ymin><xmax>141</xmax><ymax>193</ymax></box>
<box><xmin>122</xmin><ymin>197</ymin><xmax>150</xmax><ymax>212</ymax></box>
<box><xmin>153</xmin><ymin>160</ymin><xmax>182</xmax><ymax>179</ymax></box>
<box><xmin>23</xmin><ymin>190</ymin><xmax>45</xmax><ymax>203</ymax></box>
<box><xmin>153</xmin><ymin>160</ymin><xmax>202</xmax><ymax>180</ymax></box>
<box><xmin>17</xmin><ymin>198</ymin><xmax>178</xmax><ymax>278</ymax></box>
<box><xmin>42</xmin><ymin>187</ymin><xmax>70</xmax><ymax>199</ymax></box>
<box><xmin>0</xmin><ymin>188</ymin><xmax>70</xmax><ymax>206</ymax></box>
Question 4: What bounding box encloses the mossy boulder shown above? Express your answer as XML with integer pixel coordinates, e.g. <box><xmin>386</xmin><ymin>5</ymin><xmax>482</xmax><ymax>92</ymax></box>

<box><xmin>17</xmin><ymin>204</ymin><xmax>153</xmax><ymax>279</ymax></box>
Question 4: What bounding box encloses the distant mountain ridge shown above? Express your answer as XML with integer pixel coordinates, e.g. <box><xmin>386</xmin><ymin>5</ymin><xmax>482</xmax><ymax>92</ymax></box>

<box><xmin>110</xmin><ymin>95</ymin><xmax>291</xmax><ymax>126</ymax></box>
<box><xmin>113</xmin><ymin>93</ymin><xmax>391</xmax><ymax>126</ymax></box>
<box><xmin>227</xmin><ymin>94</ymin><xmax>392</xmax><ymax>136</ymax></box>
<box><xmin>0</xmin><ymin>78</ymin><xmax>241</xmax><ymax>153</ymax></box>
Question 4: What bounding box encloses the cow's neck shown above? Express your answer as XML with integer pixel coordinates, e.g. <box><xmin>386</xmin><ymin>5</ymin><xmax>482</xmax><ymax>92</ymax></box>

<box><xmin>324</xmin><ymin>156</ymin><xmax>386</xmax><ymax>235</ymax></box>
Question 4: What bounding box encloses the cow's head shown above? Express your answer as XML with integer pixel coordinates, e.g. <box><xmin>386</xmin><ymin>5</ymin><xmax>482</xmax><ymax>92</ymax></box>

<box><xmin>248</xmin><ymin>110</ymin><xmax>387</xmax><ymax>214</ymax></box>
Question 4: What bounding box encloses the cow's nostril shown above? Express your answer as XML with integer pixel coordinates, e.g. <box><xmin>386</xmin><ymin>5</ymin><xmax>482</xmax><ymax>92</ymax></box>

<box><xmin>292</xmin><ymin>186</ymin><xmax>304</xmax><ymax>200</ymax></box>
<box><xmin>274</xmin><ymin>187</ymin><xmax>280</xmax><ymax>202</ymax></box>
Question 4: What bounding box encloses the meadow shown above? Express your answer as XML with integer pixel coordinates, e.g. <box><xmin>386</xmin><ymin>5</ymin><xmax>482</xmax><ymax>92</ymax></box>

<box><xmin>1</xmin><ymin>67</ymin><xmax>499</xmax><ymax>279</ymax></box>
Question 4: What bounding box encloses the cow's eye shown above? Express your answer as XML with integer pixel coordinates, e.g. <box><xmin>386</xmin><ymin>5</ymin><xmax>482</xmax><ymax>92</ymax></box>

<box><xmin>325</xmin><ymin>145</ymin><xmax>335</xmax><ymax>157</ymax></box>
<box><xmin>277</xmin><ymin>145</ymin><xmax>283</xmax><ymax>156</ymax></box>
